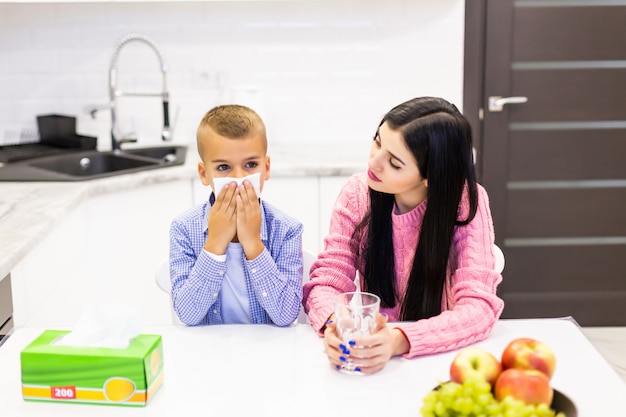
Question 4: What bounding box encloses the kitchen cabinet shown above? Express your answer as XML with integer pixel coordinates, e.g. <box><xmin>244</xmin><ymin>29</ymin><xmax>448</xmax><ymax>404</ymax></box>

<box><xmin>80</xmin><ymin>180</ymin><xmax>192</xmax><ymax>326</ymax></box>
<box><xmin>10</xmin><ymin>180</ymin><xmax>193</xmax><ymax>327</ymax></box>
<box><xmin>261</xmin><ymin>177</ymin><xmax>319</xmax><ymax>253</ymax></box>
<box><xmin>10</xmin><ymin>204</ymin><xmax>88</xmax><ymax>327</ymax></box>
<box><xmin>318</xmin><ymin>176</ymin><xmax>350</xmax><ymax>251</ymax></box>
<box><xmin>11</xmin><ymin>202</ymin><xmax>87</xmax><ymax>326</ymax></box>
<box><xmin>191</xmin><ymin>177</ymin><xmax>210</xmax><ymax>206</ymax></box>
<box><xmin>0</xmin><ymin>273</ymin><xmax>14</xmax><ymax>344</ymax></box>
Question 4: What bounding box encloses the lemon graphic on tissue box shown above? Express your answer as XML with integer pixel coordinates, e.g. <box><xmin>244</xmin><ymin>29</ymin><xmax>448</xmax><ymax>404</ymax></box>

<box><xmin>20</xmin><ymin>330</ymin><xmax>164</xmax><ymax>407</ymax></box>
<box><xmin>104</xmin><ymin>377</ymin><xmax>136</xmax><ymax>402</ymax></box>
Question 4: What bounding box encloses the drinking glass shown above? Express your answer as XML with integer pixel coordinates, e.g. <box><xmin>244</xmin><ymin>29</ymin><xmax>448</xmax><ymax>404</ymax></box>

<box><xmin>333</xmin><ymin>291</ymin><xmax>380</xmax><ymax>375</ymax></box>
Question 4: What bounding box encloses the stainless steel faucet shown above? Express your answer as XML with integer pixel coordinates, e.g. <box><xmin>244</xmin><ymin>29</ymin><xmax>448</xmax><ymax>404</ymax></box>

<box><xmin>95</xmin><ymin>33</ymin><xmax>171</xmax><ymax>151</ymax></box>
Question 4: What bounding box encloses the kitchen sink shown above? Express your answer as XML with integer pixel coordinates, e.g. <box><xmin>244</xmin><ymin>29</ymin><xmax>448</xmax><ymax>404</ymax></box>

<box><xmin>30</xmin><ymin>153</ymin><xmax>158</xmax><ymax>177</ymax></box>
<box><xmin>0</xmin><ymin>145</ymin><xmax>188</xmax><ymax>181</ymax></box>
<box><xmin>122</xmin><ymin>146</ymin><xmax>185</xmax><ymax>162</ymax></box>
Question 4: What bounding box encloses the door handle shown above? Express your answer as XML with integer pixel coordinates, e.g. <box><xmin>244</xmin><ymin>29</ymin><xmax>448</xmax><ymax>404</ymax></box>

<box><xmin>488</xmin><ymin>96</ymin><xmax>528</xmax><ymax>112</ymax></box>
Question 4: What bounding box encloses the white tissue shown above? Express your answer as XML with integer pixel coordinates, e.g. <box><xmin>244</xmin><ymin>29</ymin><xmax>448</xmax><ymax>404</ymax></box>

<box><xmin>52</xmin><ymin>304</ymin><xmax>143</xmax><ymax>349</ymax></box>
<box><xmin>211</xmin><ymin>172</ymin><xmax>262</xmax><ymax>199</ymax></box>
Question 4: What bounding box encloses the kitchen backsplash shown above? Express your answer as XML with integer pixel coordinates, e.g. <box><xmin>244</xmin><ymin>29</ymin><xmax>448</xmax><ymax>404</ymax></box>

<box><xmin>0</xmin><ymin>0</ymin><xmax>464</xmax><ymax>155</ymax></box>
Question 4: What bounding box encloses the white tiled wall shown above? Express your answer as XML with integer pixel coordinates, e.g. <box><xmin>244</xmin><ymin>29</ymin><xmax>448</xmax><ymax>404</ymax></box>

<box><xmin>0</xmin><ymin>0</ymin><xmax>464</xmax><ymax>156</ymax></box>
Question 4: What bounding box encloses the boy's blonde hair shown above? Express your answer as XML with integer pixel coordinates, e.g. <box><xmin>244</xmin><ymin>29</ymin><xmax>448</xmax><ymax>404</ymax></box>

<box><xmin>197</xmin><ymin>104</ymin><xmax>267</xmax><ymax>158</ymax></box>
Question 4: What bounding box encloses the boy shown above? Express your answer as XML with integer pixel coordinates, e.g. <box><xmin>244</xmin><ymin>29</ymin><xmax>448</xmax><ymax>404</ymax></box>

<box><xmin>169</xmin><ymin>104</ymin><xmax>303</xmax><ymax>326</ymax></box>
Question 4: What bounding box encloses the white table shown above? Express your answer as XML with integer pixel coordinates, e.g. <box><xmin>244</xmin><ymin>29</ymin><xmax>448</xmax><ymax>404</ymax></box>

<box><xmin>1</xmin><ymin>318</ymin><xmax>625</xmax><ymax>416</ymax></box>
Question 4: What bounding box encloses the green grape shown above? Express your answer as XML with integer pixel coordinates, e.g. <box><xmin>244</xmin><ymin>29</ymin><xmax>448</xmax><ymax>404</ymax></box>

<box><xmin>420</xmin><ymin>380</ymin><xmax>566</xmax><ymax>417</ymax></box>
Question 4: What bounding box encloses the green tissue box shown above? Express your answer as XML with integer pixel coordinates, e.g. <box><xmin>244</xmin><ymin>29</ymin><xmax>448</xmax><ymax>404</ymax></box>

<box><xmin>20</xmin><ymin>330</ymin><xmax>163</xmax><ymax>407</ymax></box>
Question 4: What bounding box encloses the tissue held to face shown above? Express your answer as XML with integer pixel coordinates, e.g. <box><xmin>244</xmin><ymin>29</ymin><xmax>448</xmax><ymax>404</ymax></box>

<box><xmin>212</xmin><ymin>173</ymin><xmax>262</xmax><ymax>199</ymax></box>
<box><xmin>197</xmin><ymin>127</ymin><xmax>270</xmax><ymax>198</ymax></box>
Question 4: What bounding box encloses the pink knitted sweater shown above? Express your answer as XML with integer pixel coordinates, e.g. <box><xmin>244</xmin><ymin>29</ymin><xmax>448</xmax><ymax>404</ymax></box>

<box><xmin>302</xmin><ymin>173</ymin><xmax>504</xmax><ymax>358</ymax></box>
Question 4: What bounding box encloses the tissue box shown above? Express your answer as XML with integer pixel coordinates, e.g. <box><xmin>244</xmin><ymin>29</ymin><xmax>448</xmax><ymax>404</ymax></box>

<box><xmin>20</xmin><ymin>330</ymin><xmax>163</xmax><ymax>407</ymax></box>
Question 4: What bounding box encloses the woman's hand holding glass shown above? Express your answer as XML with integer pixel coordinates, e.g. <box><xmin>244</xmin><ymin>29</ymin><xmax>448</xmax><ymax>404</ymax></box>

<box><xmin>324</xmin><ymin>313</ymin><xmax>409</xmax><ymax>375</ymax></box>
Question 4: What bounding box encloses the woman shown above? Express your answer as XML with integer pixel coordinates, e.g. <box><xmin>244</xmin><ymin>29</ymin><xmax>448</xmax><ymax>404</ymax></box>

<box><xmin>302</xmin><ymin>96</ymin><xmax>504</xmax><ymax>374</ymax></box>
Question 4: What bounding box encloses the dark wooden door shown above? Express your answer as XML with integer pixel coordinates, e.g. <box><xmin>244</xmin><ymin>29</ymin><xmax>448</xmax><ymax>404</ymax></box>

<box><xmin>464</xmin><ymin>0</ymin><xmax>626</xmax><ymax>325</ymax></box>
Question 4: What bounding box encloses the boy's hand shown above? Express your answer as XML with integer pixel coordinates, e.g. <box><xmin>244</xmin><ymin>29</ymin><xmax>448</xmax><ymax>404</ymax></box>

<box><xmin>205</xmin><ymin>182</ymin><xmax>237</xmax><ymax>254</ymax></box>
<box><xmin>236</xmin><ymin>180</ymin><xmax>264</xmax><ymax>260</ymax></box>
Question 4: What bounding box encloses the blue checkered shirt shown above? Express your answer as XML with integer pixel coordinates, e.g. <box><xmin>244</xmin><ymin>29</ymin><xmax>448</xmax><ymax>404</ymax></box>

<box><xmin>169</xmin><ymin>196</ymin><xmax>303</xmax><ymax>326</ymax></box>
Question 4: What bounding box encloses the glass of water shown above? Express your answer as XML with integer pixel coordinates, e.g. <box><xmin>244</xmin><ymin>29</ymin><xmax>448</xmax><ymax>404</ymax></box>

<box><xmin>333</xmin><ymin>291</ymin><xmax>380</xmax><ymax>375</ymax></box>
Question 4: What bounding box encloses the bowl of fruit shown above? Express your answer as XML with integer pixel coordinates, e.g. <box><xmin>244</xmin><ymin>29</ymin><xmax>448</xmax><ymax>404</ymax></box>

<box><xmin>421</xmin><ymin>338</ymin><xmax>577</xmax><ymax>417</ymax></box>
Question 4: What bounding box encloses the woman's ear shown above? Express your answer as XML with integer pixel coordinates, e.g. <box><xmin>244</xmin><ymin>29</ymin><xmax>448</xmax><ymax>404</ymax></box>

<box><xmin>198</xmin><ymin>162</ymin><xmax>211</xmax><ymax>186</ymax></box>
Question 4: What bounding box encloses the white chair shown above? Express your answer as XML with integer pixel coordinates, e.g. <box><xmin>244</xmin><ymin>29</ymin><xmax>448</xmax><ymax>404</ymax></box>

<box><xmin>155</xmin><ymin>260</ymin><xmax>184</xmax><ymax>325</ymax></box>
<box><xmin>494</xmin><ymin>244</ymin><xmax>505</xmax><ymax>274</ymax></box>
<box><xmin>297</xmin><ymin>249</ymin><xmax>318</xmax><ymax>324</ymax></box>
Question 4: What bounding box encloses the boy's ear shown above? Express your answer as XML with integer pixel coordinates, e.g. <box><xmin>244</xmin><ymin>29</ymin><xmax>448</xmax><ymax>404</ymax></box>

<box><xmin>198</xmin><ymin>162</ymin><xmax>210</xmax><ymax>186</ymax></box>
<box><xmin>264</xmin><ymin>155</ymin><xmax>271</xmax><ymax>180</ymax></box>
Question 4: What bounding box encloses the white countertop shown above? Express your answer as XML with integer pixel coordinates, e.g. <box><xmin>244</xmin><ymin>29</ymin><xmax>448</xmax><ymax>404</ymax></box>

<box><xmin>0</xmin><ymin>148</ymin><xmax>365</xmax><ymax>280</ymax></box>
<box><xmin>1</xmin><ymin>318</ymin><xmax>625</xmax><ymax>416</ymax></box>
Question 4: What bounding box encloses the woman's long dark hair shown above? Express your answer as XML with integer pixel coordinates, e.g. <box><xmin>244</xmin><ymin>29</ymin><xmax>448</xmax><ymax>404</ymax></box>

<box><xmin>351</xmin><ymin>97</ymin><xmax>478</xmax><ymax>321</ymax></box>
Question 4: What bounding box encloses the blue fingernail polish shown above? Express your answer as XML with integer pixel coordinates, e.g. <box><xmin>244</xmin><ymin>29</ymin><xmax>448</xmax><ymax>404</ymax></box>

<box><xmin>348</xmin><ymin>340</ymin><xmax>356</xmax><ymax>346</ymax></box>
<box><xmin>355</xmin><ymin>367</ymin><xmax>361</xmax><ymax>372</ymax></box>
<box><xmin>336</xmin><ymin>365</ymin><xmax>340</xmax><ymax>370</ymax></box>
<box><xmin>339</xmin><ymin>343</ymin><xmax>346</xmax><ymax>350</ymax></box>
<box><xmin>343</xmin><ymin>349</ymin><xmax>350</xmax><ymax>355</ymax></box>
<box><xmin>381</xmin><ymin>312</ymin><xmax>388</xmax><ymax>318</ymax></box>
<box><xmin>339</xmin><ymin>356</ymin><xmax>346</xmax><ymax>362</ymax></box>
<box><xmin>326</xmin><ymin>320</ymin><xmax>333</xmax><ymax>324</ymax></box>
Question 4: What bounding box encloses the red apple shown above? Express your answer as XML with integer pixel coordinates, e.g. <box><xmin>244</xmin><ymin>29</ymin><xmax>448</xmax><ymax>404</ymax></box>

<box><xmin>449</xmin><ymin>346</ymin><xmax>502</xmax><ymax>386</ymax></box>
<box><xmin>501</xmin><ymin>337</ymin><xmax>556</xmax><ymax>379</ymax></box>
<box><xmin>494</xmin><ymin>368</ymin><xmax>554</xmax><ymax>406</ymax></box>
